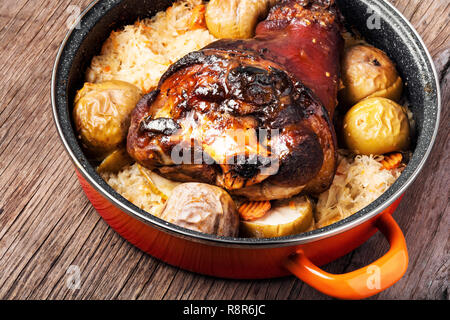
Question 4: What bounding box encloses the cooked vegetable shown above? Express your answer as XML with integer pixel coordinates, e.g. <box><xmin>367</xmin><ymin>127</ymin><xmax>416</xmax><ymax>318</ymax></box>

<box><xmin>340</xmin><ymin>45</ymin><xmax>403</xmax><ymax>106</ymax></box>
<box><xmin>343</xmin><ymin>97</ymin><xmax>410</xmax><ymax>155</ymax></box>
<box><xmin>160</xmin><ymin>183</ymin><xmax>239</xmax><ymax>236</ymax></box>
<box><xmin>240</xmin><ymin>196</ymin><xmax>313</xmax><ymax>238</ymax></box>
<box><xmin>73</xmin><ymin>80</ymin><xmax>142</xmax><ymax>159</ymax></box>
<box><xmin>315</xmin><ymin>153</ymin><xmax>402</xmax><ymax>228</ymax></box>
<box><xmin>205</xmin><ymin>0</ymin><xmax>275</xmax><ymax>39</ymax></box>
<box><xmin>138</xmin><ymin>165</ymin><xmax>181</xmax><ymax>200</ymax></box>
<box><xmin>100</xmin><ymin>163</ymin><xmax>170</xmax><ymax>218</ymax></box>
<box><xmin>315</xmin><ymin>215</ymin><xmax>340</xmax><ymax>229</ymax></box>
<box><xmin>380</xmin><ymin>152</ymin><xmax>403</xmax><ymax>170</ymax></box>
<box><xmin>188</xmin><ymin>4</ymin><xmax>206</xmax><ymax>30</ymax></box>
<box><xmin>238</xmin><ymin>200</ymin><xmax>271</xmax><ymax>221</ymax></box>
<box><xmin>97</xmin><ymin>148</ymin><xmax>134</xmax><ymax>173</ymax></box>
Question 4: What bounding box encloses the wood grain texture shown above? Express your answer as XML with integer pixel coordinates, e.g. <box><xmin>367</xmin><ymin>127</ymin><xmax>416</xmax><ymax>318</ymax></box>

<box><xmin>0</xmin><ymin>0</ymin><xmax>448</xmax><ymax>300</ymax></box>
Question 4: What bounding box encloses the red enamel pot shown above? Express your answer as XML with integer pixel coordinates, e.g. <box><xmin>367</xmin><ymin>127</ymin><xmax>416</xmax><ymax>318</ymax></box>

<box><xmin>52</xmin><ymin>0</ymin><xmax>441</xmax><ymax>299</ymax></box>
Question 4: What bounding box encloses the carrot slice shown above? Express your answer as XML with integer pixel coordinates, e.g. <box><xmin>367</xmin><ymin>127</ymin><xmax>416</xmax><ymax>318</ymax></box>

<box><xmin>189</xmin><ymin>4</ymin><xmax>206</xmax><ymax>30</ymax></box>
<box><xmin>238</xmin><ymin>201</ymin><xmax>271</xmax><ymax>221</ymax></box>
<box><xmin>380</xmin><ymin>153</ymin><xmax>403</xmax><ymax>170</ymax></box>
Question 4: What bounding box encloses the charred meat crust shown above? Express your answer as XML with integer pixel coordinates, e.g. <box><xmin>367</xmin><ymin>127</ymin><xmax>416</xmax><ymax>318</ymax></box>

<box><xmin>261</xmin><ymin>0</ymin><xmax>343</xmax><ymax>31</ymax></box>
<box><xmin>127</xmin><ymin>0</ymin><xmax>343</xmax><ymax>195</ymax></box>
<box><xmin>268</xmin><ymin>126</ymin><xmax>324</xmax><ymax>187</ymax></box>
<box><xmin>128</xmin><ymin>48</ymin><xmax>332</xmax><ymax>189</ymax></box>
<box><xmin>155</xmin><ymin>164</ymin><xmax>219</xmax><ymax>185</ymax></box>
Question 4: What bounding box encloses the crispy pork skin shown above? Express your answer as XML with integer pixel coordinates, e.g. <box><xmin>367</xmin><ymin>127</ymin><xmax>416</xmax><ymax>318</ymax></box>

<box><xmin>127</xmin><ymin>0</ymin><xmax>343</xmax><ymax>199</ymax></box>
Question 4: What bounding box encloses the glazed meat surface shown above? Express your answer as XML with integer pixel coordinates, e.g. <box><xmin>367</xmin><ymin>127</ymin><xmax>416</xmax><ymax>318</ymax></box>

<box><xmin>127</xmin><ymin>0</ymin><xmax>344</xmax><ymax>200</ymax></box>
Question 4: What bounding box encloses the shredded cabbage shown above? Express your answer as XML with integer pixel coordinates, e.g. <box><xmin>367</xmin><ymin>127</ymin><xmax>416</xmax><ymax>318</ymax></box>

<box><xmin>86</xmin><ymin>0</ymin><xmax>216</xmax><ymax>93</ymax></box>
<box><xmin>315</xmin><ymin>151</ymin><xmax>402</xmax><ymax>228</ymax></box>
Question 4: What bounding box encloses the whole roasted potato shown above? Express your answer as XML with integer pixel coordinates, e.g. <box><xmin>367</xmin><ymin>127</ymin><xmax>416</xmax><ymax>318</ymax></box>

<box><xmin>206</xmin><ymin>0</ymin><xmax>276</xmax><ymax>39</ymax></box>
<box><xmin>343</xmin><ymin>97</ymin><xmax>410</xmax><ymax>155</ymax></box>
<box><xmin>160</xmin><ymin>183</ymin><xmax>239</xmax><ymax>237</ymax></box>
<box><xmin>73</xmin><ymin>80</ymin><xmax>142</xmax><ymax>159</ymax></box>
<box><xmin>340</xmin><ymin>45</ymin><xmax>403</xmax><ymax>106</ymax></box>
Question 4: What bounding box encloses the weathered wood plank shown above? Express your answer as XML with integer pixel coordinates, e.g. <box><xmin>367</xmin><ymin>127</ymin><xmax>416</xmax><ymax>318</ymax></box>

<box><xmin>0</xmin><ymin>0</ymin><xmax>447</xmax><ymax>300</ymax></box>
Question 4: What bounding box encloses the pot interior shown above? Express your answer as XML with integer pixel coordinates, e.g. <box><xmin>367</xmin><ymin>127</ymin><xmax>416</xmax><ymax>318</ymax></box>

<box><xmin>52</xmin><ymin>0</ymin><xmax>440</xmax><ymax>246</ymax></box>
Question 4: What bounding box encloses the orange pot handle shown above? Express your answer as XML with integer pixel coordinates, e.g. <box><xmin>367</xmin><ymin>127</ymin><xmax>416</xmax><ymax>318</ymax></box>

<box><xmin>285</xmin><ymin>214</ymin><xmax>408</xmax><ymax>299</ymax></box>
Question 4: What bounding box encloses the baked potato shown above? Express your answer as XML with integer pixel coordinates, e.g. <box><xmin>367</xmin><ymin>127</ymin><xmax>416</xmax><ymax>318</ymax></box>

<box><xmin>343</xmin><ymin>97</ymin><xmax>410</xmax><ymax>155</ymax></box>
<box><xmin>340</xmin><ymin>45</ymin><xmax>403</xmax><ymax>106</ymax></box>
<box><xmin>205</xmin><ymin>0</ymin><xmax>276</xmax><ymax>39</ymax></box>
<box><xmin>160</xmin><ymin>183</ymin><xmax>239</xmax><ymax>237</ymax></box>
<box><xmin>73</xmin><ymin>80</ymin><xmax>142</xmax><ymax>159</ymax></box>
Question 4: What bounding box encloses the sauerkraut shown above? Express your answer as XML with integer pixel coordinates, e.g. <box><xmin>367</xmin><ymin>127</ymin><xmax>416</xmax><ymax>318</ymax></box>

<box><xmin>86</xmin><ymin>0</ymin><xmax>216</xmax><ymax>93</ymax></box>
<box><xmin>102</xmin><ymin>163</ymin><xmax>166</xmax><ymax>216</ymax></box>
<box><xmin>315</xmin><ymin>151</ymin><xmax>403</xmax><ymax>228</ymax></box>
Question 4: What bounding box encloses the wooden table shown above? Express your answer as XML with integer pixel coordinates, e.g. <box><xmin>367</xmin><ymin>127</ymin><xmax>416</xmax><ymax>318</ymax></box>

<box><xmin>0</xmin><ymin>0</ymin><xmax>448</xmax><ymax>300</ymax></box>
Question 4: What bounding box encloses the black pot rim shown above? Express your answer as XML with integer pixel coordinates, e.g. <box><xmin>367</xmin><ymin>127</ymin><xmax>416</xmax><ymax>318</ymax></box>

<box><xmin>51</xmin><ymin>0</ymin><xmax>441</xmax><ymax>248</ymax></box>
